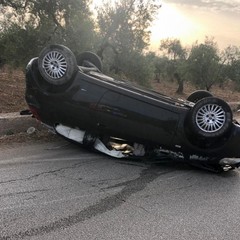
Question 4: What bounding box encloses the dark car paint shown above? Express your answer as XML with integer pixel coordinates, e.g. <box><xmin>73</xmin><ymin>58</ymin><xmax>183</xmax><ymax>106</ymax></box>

<box><xmin>25</xmin><ymin>58</ymin><xmax>240</xmax><ymax>162</ymax></box>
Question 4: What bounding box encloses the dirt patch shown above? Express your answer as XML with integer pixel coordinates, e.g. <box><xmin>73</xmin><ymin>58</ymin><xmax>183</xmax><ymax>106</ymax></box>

<box><xmin>0</xmin><ymin>66</ymin><xmax>28</xmax><ymax>113</ymax></box>
<box><xmin>151</xmin><ymin>79</ymin><xmax>240</xmax><ymax>103</ymax></box>
<box><xmin>0</xmin><ymin>129</ymin><xmax>59</xmax><ymax>148</ymax></box>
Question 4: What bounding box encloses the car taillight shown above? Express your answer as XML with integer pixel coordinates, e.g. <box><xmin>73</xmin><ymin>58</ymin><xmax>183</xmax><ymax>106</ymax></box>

<box><xmin>29</xmin><ymin>106</ymin><xmax>42</xmax><ymax>121</ymax></box>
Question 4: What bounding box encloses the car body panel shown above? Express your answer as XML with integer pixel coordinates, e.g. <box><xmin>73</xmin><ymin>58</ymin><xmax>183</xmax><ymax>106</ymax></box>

<box><xmin>25</xmin><ymin>50</ymin><xmax>240</xmax><ymax>170</ymax></box>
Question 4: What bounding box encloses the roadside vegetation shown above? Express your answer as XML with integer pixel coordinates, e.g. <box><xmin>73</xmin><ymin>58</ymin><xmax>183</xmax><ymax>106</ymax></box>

<box><xmin>0</xmin><ymin>0</ymin><xmax>240</xmax><ymax>111</ymax></box>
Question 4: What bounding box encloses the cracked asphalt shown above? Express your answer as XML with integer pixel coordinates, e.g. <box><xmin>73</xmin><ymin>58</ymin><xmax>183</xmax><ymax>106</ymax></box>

<box><xmin>1</xmin><ymin>140</ymin><xmax>240</xmax><ymax>240</ymax></box>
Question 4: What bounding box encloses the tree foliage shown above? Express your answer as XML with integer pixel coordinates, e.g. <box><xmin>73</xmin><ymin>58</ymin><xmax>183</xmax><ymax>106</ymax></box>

<box><xmin>221</xmin><ymin>45</ymin><xmax>240</xmax><ymax>82</ymax></box>
<box><xmin>1</xmin><ymin>1</ymin><xmax>240</xmax><ymax>91</ymax></box>
<box><xmin>0</xmin><ymin>0</ymin><xmax>96</xmax><ymax>67</ymax></box>
<box><xmin>157</xmin><ymin>37</ymin><xmax>240</xmax><ymax>92</ymax></box>
<box><xmin>221</xmin><ymin>46</ymin><xmax>240</xmax><ymax>88</ymax></box>
<box><xmin>96</xmin><ymin>0</ymin><xmax>161</xmax><ymax>55</ymax></box>
<box><xmin>159</xmin><ymin>38</ymin><xmax>188</xmax><ymax>93</ymax></box>
<box><xmin>159</xmin><ymin>38</ymin><xmax>187</xmax><ymax>60</ymax></box>
<box><xmin>0</xmin><ymin>24</ymin><xmax>41</xmax><ymax>67</ymax></box>
<box><xmin>96</xmin><ymin>0</ymin><xmax>161</xmax><ymax>84</ymax></box>
<box><xmin>187</xmin><ymin>37</ymin><xmax>221</xmax><ymax>91</ymax></box>
<box><xmin>0</xmin><ymin>0</ymin><xmax>160</xmax><ymax>85</ymax></box>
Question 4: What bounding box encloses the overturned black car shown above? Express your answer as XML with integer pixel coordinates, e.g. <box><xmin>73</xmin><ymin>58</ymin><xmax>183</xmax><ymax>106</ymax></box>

<box><xmin>25</xmin><ymin>44</ymin><xmax>240</xmax><ymax>171</ymax></box>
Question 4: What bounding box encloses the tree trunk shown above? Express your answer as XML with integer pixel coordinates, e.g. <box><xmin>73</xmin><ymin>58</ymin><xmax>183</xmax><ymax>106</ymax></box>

<box><xmin>174</xmin><ymin>73</ymin><xmax>184</xmax><ymax>94</ymax></box>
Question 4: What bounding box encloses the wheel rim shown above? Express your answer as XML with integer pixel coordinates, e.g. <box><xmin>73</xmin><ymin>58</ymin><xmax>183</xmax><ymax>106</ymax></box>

<box><xmin>196</xmin><ymin>104</ymin><xmax>226</xmax><ymax>133</ymax></box>
<box><xmin>42</xmin><ymin>51</ymin><xmax>67</xmax><ymax>79</ymax></box>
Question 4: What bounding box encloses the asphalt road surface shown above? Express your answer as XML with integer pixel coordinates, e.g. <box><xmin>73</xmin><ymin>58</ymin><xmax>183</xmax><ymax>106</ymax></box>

<box><xmin>0</xmin><ymin>139</ymin><xmax>240</xmax><ymax>240</ymax></box>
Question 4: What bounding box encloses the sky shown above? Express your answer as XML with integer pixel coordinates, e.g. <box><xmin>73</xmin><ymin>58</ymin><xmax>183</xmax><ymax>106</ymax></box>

<box><xmin>92</xmin><ymin>0</ymin><xmax>240</xmax><ymax>51</ymax></box>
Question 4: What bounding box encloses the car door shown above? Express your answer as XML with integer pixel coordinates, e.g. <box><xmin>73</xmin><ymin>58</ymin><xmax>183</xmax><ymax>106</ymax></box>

<box><xmin>97</xmin><ymin>90</ymin><xmax>179</xmax><ymax>145</ymax></box>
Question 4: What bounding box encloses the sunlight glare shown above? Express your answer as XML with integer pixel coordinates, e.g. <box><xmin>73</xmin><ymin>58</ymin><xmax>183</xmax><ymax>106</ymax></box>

<box><xmin>91</xmin><ymin>0</ymin><xmax>205</xmax><ymax>52</ymax></box>
<box><xmin>150</xmin><ymin>2</ymin><xmax>204</xmax><ymax>51</ymax></box>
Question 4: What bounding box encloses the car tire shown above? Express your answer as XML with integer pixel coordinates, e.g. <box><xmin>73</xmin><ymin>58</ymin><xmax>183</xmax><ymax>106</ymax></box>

<box><xmin>187</xmin><ymin>90</ymin><xmax>213</xmax><ymax>103</ymax></box>
<box><xmin>187</xmin><ymin>97</ymin><xmax>232</xmax><ymax>138</ymax></box>
<box><xmin>76</xmin><ymin>51</ymin><xmax>103</xmax><ymax>72</ymax></box>
<box><xmin>38</xmin><ymin>44</ymin><xmax>78</xmax><ymax>85</ymax></box>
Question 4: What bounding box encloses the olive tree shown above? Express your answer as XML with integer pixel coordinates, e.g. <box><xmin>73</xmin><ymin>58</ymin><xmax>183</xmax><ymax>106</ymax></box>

<box><xmin>187</xmin><ymin>37</ymin><xmax>221</xmax><ymax>91</ymax></box>
<box><xmin>0</xmin><ymin>0</ymin><xmax>96</xmax><ymax>67</ymax></box>
<box><xmin>220</xmin><ymin>45</ymin><xmax>240</xmax><ymax>88</ymax></box>
<box><xmin>159</xmin><ymin>38</ymin><xmax>188</xmax><ymax>94</ymax></box>
<box><xmin>95</xmin><ymin>0</ymin><xmax>161</xmax><ymax>85</ymax></box>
